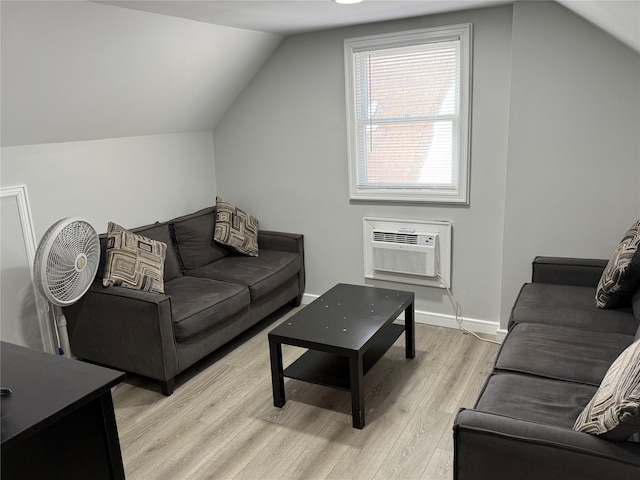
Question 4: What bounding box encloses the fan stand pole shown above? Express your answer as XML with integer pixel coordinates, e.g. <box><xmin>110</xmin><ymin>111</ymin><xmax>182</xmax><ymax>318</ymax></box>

<box><xmin>44</xmin><ymin>302</ymin><xmax>63</xmax><ymax>356</ymax></box>
<box><xmin>53</xmin><ymin>305</ymin><xmax>72</xmax><ymax>358</ymax></box>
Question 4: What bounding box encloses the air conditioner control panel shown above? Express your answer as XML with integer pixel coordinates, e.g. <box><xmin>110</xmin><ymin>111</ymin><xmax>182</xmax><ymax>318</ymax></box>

<box><xmin>417</xmin><ymin>235</ymin><xmax>435</xmax><ymax>246</ymax></box>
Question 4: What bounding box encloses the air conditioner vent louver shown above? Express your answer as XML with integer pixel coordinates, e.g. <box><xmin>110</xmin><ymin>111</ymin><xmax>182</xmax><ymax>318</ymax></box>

<box><xmin>370</xmin><ymin>228</ymin><xmax>437</xmax><ymax>277</ymax></box>
<box><xmin>373</xmin><ymin>232</ymin><xmax>418</xmax><ymax>245</ymax></box>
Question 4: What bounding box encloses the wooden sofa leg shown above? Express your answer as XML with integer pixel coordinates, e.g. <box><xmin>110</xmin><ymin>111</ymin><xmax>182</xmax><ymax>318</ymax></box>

<box><xmin>160</xmin><ymin>378</ymin><xmax>175</xmax><ymax>396</ymax></box>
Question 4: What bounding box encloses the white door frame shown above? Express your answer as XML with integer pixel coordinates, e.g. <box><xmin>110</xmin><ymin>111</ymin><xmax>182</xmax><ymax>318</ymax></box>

<box><xmin>1</xmin><ymin>184</ymin><xmax>54</xmax><ymax>353</ymax></box>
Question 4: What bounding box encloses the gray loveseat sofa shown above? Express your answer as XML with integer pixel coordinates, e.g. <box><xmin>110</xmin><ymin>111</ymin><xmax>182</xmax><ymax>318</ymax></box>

<box><xmin>454</xmin><ymin>256</ymin><xmax>640</xmax><ymax>479</ymax></box>
<box><xmin>64</xmin><ymin>206</ymin><xmax>305</xmax><ymax>396</ymax></box>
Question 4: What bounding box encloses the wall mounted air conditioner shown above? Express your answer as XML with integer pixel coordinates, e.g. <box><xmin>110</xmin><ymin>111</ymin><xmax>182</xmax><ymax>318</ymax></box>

<box><xmin>371</xmin><ymin>229</ymin><xmax>437</xmax><ymax>277</ymax></box>
<box><xmin>364</xmin><ymin>218</ymin><xmax>452</xmax><ymax>288</ymax></box>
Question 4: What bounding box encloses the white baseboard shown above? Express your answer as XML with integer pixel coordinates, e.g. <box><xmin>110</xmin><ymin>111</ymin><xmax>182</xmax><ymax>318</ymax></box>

<box><xmin>301</xmin><ymin>292</ymin><xmax>502</xmax><ymax>340</ymax></box>
<box><xmin>496</xmin><ymin>329</ymin><xmax>508</xmax><ymax>343</ymax></box>
<box><xmin>301</xmin><ymin>293</ymin><xmax>318</xmax><ymax>306</ymax></box>
<box><xmin>411</xmin><ymin>310</ymin><xmax>500</xmax><ymax>336</ymax></box>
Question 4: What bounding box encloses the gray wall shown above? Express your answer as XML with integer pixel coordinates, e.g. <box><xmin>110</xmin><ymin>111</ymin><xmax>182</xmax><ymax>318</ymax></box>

<box><xmin>214</xmin><ymin>5</ymin><xmax>515</xmax><ymax>332</ymax></box>
<box><xmin>500</xmin><ymin>1</ymin><xmax>640</xmax><ymax>327</ymax></box>
<box><xmin>0</xmin><ymin>0</ymin><xmax>262</xmax><ymax>350</ymax></box>
<box><xmin>214</xmin><ymin>2</ymin><xmax>640</xmax><ymax>332</ymax></box>
<box><xmin>1</xmin><ymin>132</ymin><xmax>217</xmax><ymax>238</ymax></box>
<box><xmin>1</xmin><ymin>132</ymin><xmax>217</xmax><ymax>350</ymax></box>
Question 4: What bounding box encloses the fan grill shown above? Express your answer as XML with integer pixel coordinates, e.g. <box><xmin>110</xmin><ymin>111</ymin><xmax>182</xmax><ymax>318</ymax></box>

<box><xmin>34</xmin><ymin>218</ymin><xmax>100</xmax><ymax>306</ymax></box>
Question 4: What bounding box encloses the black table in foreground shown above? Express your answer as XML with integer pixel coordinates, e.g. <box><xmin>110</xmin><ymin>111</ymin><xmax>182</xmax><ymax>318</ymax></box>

<box><xmin>1</xmin><ymin>341</ymin><xmax>125</xmax><ymax>480</ymax></box>
<box><xmin>268</xmin><ymin>283</ymin><xmax>415</xmax><ymax>428</ymax></box>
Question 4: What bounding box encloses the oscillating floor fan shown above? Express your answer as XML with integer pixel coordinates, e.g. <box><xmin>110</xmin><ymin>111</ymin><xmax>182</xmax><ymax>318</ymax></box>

<box><xmin>33</xmin><ymin>217</ymin><xmax>100</xmax><ymax>356</ymax></box>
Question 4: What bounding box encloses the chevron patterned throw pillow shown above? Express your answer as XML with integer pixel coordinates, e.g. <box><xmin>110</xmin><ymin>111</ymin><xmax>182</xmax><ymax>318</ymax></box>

<box><xmin>102</xmin><ymin>222</ymin><xmax>167</xmax><ymax>294</ymax></box>
<box><xmin>213</xmin><ymin>197</ymin><xmax>259</xmax><ymax>257</ymax></box>
<box><xmin>573</xmin><ymin>340</ymin><xmax>640</xmax><ymax>441</ymax></box>
<box><xmin>596</xmin><ymin>219</ymin><xmax>640</xmax><ymax>309</ymax></box>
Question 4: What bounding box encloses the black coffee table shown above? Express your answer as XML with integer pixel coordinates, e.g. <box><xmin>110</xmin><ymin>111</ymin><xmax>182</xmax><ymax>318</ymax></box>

<box><xmin>268</xmin><ymin>283</ymin><xmax>415</xmax><ymax>429</ymax></box>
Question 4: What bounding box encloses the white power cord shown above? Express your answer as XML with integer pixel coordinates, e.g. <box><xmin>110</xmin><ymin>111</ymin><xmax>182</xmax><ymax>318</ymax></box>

<box><xmin>437</xmin><ymin>273</ymin><xmax>501</xmax><ymax>345</ymax></box>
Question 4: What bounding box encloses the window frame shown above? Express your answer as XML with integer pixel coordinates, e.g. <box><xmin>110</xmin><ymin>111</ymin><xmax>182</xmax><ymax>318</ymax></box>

<box><xmin>344</xmin><ymin>24</ymin><xmax>473</xmax><ymax>205</ymax></box>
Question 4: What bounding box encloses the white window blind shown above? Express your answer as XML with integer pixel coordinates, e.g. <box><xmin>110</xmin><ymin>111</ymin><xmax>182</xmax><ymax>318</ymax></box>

<box><xmin>345</xmin><ymin>25</ymin><xmax>472</xmax><ymax>204</ymax></box>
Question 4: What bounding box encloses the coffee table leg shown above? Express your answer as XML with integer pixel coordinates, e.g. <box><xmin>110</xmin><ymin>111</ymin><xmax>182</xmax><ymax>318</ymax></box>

<box><xmin>269</xmin><ymin>339</ymin><xmax>285</xmax><ymax>407</ymax></box>
<box><xmin>349</xmin><ymin>355</ymin><xmax>365</xmax><ymax>429</ymax></box>
<box><xmin>405</xmin><ymin>302</ymin><xmax>415</xmax><ymax>359</ymax></box>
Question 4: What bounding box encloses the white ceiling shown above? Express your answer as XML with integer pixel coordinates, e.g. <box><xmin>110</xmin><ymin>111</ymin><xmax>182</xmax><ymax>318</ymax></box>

<box><xmin>99</xmin><ymin>0</ymin><xmax>640</xmax><ymax>52</ymax></box>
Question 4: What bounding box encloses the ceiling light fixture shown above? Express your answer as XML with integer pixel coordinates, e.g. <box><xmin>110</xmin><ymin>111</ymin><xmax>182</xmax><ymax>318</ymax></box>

<box><xmin>333</xmin><ymin>0</ymin><xmax>364</xmax><ymax>4</ymax></box>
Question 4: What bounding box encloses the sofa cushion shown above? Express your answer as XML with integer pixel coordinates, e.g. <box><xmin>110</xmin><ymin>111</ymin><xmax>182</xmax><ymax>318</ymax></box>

<box><xmin>496</xmin><ymin>323</ymin><xmax>634</xmax><ymax>386</ymax></box>
<box><xmin>574</xmin><ymin>340</ymin><xmax>640</xmax><ymax>441</ymax></box>
<box><xmin>475</xmin><ymin>372</ymin><xmax>598</xmax><ymax>430</ymax></box>
<box><xmin>132</xmin><ymin>223</ymin><xmax>181</xmax><ymax>281</ymax></box>
<box><xmin>510</xmin><ymin>283</ymin><xmax>637</xmax><ymax>335</ymax></box>
<box><xmin>186</xmin><ymin>250</ymin><xmax>301</xmax><ymax>302</ymax></box>
<box><xmin>214</xmin><ymin>197</ymin><xmax>259</xmax><ymax>257</ymax></box>
<box><xmin>102</xmin><ymin>222</ymin><xmax>166</xmax><ymax>294</ymax></box>
<box><xmin>164</xmin><ymin>276</ymin><xmax>250</xmax><ymax>342</ymax></box>
<box><xmin>172</xmin><ymin>207</ymin><xmax>229</xmax><ymax>271</ymax></box>
<box><xmin>596</xmin><ymin>219</ymin><xmax>640</xmax><ymax>309</ymax></box>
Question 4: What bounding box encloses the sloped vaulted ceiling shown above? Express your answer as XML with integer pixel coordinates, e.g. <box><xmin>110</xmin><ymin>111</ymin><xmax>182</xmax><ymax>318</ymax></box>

<box><xmin>100</xmin><ymin>0</ymin><xmax>640</xmax><ymax>52</ymax></box>
<box><xmin>558</xmin><ymin>0</ymin><xmax>639</xmax><ymax>53</ymax></box>
<box><xmin>2</xmin><ymin>1</ymin><xmax>637</xmax><ymax>147</ymax></box>
<box><xmin>0</xmin><ymin>1</ymin><xmax>283</xmax><ymax>147</ymax></box>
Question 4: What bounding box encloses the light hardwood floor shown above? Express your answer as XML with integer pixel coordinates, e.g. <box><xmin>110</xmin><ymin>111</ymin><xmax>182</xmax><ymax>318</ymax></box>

<box><xmin>112</xmin><ymin>305</ymin><xmax>499</xmax><ymax>480</ymax></box>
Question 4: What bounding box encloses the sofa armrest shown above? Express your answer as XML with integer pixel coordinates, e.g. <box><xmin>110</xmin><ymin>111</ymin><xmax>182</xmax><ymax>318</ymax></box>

<box><xmin>258</xmin><ymin>231</ymin><xmax>303</xmax><ymax>253</ymax></box>
<box><xmin>532</xmin><ymin>256</ymin><xmax>608</xmax><ymax>288</ymax></box>
<box><xmin>454</xmin><ymin>409</ymin><xmax>640</xmax><ymax>480</ymax></box>
<box><xmin>64</xmin><ymin>282</ymin><xmax>178</xmax><ymax>382</ymax></box>
<box><xmin>258</xmin><ymin>231</ymin><xmax>305</xmax><ymax>302</ymax></box>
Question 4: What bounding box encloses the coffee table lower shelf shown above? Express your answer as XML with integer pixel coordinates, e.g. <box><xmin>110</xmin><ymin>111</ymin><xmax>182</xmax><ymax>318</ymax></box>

<box><xmin>282</xmin><ymin>323</ymin><xmax>405</xmax><ymax>391</ymax></box>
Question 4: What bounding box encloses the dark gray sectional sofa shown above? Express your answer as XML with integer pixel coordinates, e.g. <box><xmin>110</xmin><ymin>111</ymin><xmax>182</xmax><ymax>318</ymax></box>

<box><xmin>454</xmin><ymin>256</ymin><xmax>640</xmax><ymax>479</ymax></box>
<box><xmin>64</xmin><ymin>206</ymin><xmax>305</xmax><ymax>396</ymax></box>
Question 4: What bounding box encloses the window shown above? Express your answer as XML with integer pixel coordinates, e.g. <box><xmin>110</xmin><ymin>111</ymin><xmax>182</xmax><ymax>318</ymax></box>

<box><xmin>344</xmin><ymin>24</ymin><xmax>472</xmax><ymax>204</ymax></box>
